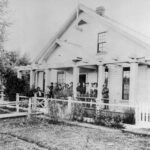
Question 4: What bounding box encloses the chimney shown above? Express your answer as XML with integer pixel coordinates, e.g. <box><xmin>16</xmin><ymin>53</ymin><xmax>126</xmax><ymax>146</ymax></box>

<box><xmin>96</xmin><ymin>6</ymin><xmax>105</xmax><ymax>16</ymax></box>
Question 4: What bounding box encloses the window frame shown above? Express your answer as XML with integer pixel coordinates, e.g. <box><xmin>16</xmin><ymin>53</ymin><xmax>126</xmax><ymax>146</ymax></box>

<box><xmin>57</xmin><ymin>71</ymin><xmax>65</xmax><ymax>84</ymax></box>
<box><xmin>122</xmin><ymin>67</ymin><xmax>130</xmax><ymax>100</ymax></box>
<box><xmin>97</xmin><ymin>31</ymin><xmax>107</xmax><ymax>53</ymax></box>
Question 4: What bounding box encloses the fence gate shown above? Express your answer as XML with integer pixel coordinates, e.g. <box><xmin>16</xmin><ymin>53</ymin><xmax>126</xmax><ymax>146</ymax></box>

<box><xmin>136</xmin><ymin>104</ymin><xmax>150</xmax><ymax>128</ymax></box>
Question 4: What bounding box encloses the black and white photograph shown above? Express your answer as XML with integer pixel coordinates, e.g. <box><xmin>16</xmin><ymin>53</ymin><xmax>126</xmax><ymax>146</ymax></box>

<box><xmin>0</xmin><ymin>0</ymin><xmax>150</xmax><ymax>149</ymax></box>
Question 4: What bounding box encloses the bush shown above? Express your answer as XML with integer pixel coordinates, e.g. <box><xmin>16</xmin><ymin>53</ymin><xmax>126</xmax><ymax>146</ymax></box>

<box><xmin>69</xmin><ymin>103</ymin><xmax>85</xmax><ymax>122</ymax></box>
<box><xmin>123</xmin><ymin>108</ymin><xmax>135</xmax><ymax>124</ymax></box>
<box><xmin>47</xmin><ymin>100</ymin><xmax>59</xmax><ymax>123</ymax></box>
<box><xmin>94</xmin><ymin>111</ymin><xmax>124</xmax><ymax>129</ymax></box>
<box><xmin>3</xmin><ymin>68</ymin><xmax>29</xmax><ymax>101</ymax></box>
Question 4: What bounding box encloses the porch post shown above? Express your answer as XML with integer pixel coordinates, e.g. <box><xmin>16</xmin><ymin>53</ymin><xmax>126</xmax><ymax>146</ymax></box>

<box><xmin>73</xmin><ymin>66</ymin><xmax>79</xmax><ymax>98</ymax></box>
<box><xmin>44</xmin><ymin>69</ymin><xmax>50</xmax><ymax>91</ymax></box>
<box><xmin>30</xmin><ymin>70</ymin><xmax>35</xmax><ymax>88</ymax></box>
<box><xmin>17</xmin><ymin>70</ymin><xmax>21</xmax><ymax>79</ymax></box>
<box><xmin>129</xmin><ymin>62</ymin><xmax>138</xmax><ymax>105</ymax></box>
<box><xmin>35</xmin><ymin>71</ymin><xmax>38</xmax><ymax>88</ymax></box>
<box><xmin>97</xmin><ymin>65</ymin><xmax>105</xmax><ymax>102</ymax></box>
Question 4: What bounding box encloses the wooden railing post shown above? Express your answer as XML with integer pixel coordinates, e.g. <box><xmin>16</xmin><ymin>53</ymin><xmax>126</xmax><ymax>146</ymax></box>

<box><xmin>44</xmin><ymin>98</ymin><xmax>49</xmax><ymax>114</ymax></box>
<box><xmin>1</xmin><ymin>91</ymin><xmax>4</xmax><ymax>101</ymax></box>
<box><xmin>67</xmin><ymin>97</ymin><xmax>72</xmax><ymax>114</ymax></box>
<box><xmin>135</xmin><ymin>105</ymin><xmax>139</xmax><ymax>126</ymax></box>
<box><xmin>28</xmin><ymin>98</ymin><xmax>32</xmax><ymax>119</ymax></box>
<box><xmin>32</xmin><ymin>93</ymin><xmax>37</xmax><ymax>112</ymax></box>
<box><xmin>16</xmin><ymin>93</ymin><xmax>19</xmax><ymax>112</ymax></box>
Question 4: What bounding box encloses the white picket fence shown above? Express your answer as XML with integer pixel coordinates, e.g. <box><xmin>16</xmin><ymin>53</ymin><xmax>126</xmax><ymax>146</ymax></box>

<box><xmin>135</xmin><ymin>104</ymin><xmax>150</xmax><ymax>127</ymax></box>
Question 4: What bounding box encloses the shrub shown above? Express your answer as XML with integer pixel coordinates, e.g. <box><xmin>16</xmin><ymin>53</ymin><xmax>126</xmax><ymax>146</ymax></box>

<box><xmin>123</xmin><ymin>108</ymin><xmax>135</xmax><ymax>124</ymax></box>
<box><xmin>25</xmin><ymin>86</ymin><xmax>37</xmax><ymax>97</ymax></box>
<box><xmin>94</xmin><ymin>111</ymin><xmax>124</xmax><ymax>129</ymax></box>
<box><xmin>47</xmin><ymin>100</ymin><xmax>59</xmax><ymax>123</ymax></box>
<box><xmin>69</xmin><ymin>103</ymin><xmax>85</xmax><ymax>122</ymax></box>
<box><xmin>3</xmin><ymin>68</ymin><xmax>29</xmax><ymax>101</ymax></box>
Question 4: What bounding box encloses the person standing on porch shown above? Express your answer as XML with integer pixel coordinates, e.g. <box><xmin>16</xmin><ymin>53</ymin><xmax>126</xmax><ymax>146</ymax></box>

<box><xmin>102</xmin><ymin>84</ymin><xmax>109</xmax><ymax>109</ymax></box>
<box><xmin>36</xmin><ymin>87</ymin><xmax>44</xmax><ymax>97</ymax></box>
<box><xmin>86</xmin><ymin>82</ymin><xmax>90</xmax><ymax>96</ymax></box>
<box><xmin>81</xmin><ymin>82</ymin><xmax>86</xmax><ymax>96</ymax></box>
<box><xmin>76</xmin><ymin>82</ymin><xmax>81</xmax><ymax>96</ymax></box>
<box><xmin>49</xmin><ymin>82</ymin><xmax>54</xmax><ymax>98</ymax></box>
<box><xmin>90</xmin><ymin>83</ymin><xmax>94</xmax><ymax>97</ymax></box>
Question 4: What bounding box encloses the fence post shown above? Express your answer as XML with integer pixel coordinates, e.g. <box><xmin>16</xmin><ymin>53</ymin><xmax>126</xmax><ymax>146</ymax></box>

<box><xmin>44</xmin><ymin>98</ymin><xmax>49</xmax><ymax>114</ymax></box>
<box><xmin>16</xmin><ymin>93</ymin><xmax>19</xmax><ymax>113</ymax></box>
<box><xmin>96</xmin><ymin>98</ymin><xmax>101</xmax><ymax>118</ymax></box>
<box><xmin>32</xmin><ymin>93</ymin><xmax>37</xmax><ymax>112</ymax></box>
<box><xmin>96</xmin><ymin>98</ymin><xmax>100</xmax><ymax>110</ymax></box>
<box><xmin>135</xmin><ymin>105</ymin><xmax>139</xmax><ymax>126</ymax></box>
<box><xmin>28</xmin><ymin>98</ymin><xmax>32</xmax><ymax>119</ymax></box>
<box><xmin>67</xmin><ymin>97</ymin><xmax>72</xmax><ymax>114</ymax></box>
<box><xmin>1</xmin><ymin>91</ymin><xmax>4</xmax><ymax>101</ymax></box>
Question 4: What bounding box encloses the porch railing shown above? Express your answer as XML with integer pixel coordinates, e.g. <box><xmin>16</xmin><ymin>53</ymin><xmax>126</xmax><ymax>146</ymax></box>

<box><xmin>15</xmin><ymin>94</ymin><xmax>150</xmax><ymax>128</ymax></box>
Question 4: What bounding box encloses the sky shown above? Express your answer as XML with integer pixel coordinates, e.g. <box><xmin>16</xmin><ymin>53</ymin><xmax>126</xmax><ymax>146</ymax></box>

<box><xmin>5</xmin><ymin>0</ymin><xmax>150</xmax><ymax>60</ymax></box>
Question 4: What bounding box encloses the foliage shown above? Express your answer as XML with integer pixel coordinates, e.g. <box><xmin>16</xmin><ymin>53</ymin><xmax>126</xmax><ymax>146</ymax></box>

<box><xmin>123</xmin><ymin>108</ymin><xmax>135</xmax><ymax>124</ymax></box>
<box><xmin>69</xmin><ymin>103</ymin><xmax>85</xmax><ymax>122</ymax></box>
<box><xmin>94</xmin><ymin>111</ymin><xmax>124</xmax><ymax>129</ymax></box>
<box><xmin>16</xmin><ymin>53</ymin><xmax>31</xmax><ymax>66</ymax></box>
<box><xmin>25</xmin><ymin>86</ymin><xmax>37</xmax><ymax>97</ymax></box>
<box><xmin>3</xmin><ymin>68</ymin><xmax>29</xmax><ymax>101</ymax></box>
<box><xmin>47</xmin><ymin>100</ymin><xmax>60</xmax><ymax>123</ymax></box>
<box><xmin>0</xmin><ymin>0</ymin><xmax>9</xmax><ymax>49</ymax></box>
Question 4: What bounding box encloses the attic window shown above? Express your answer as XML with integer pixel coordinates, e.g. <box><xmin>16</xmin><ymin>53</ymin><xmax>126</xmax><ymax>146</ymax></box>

<box><xmin>78</xmin><ymin>20</ymin><xmax>87</xmax><ymax>26</ymax></box>
<box><xmin>97</xmin><ymin>31</ymin><xmax>107</xmax><ymax>53</ymax></box>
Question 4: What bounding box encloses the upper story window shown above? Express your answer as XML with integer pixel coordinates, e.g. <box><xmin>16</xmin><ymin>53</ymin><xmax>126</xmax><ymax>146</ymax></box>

<box><xmin>122</xmin><ymin>67</ymin><xmax>130</xmax><ymax>100</ymax></box>
<box><xmin>97</xmin><ymin>31</ymin><xmax>107</xmax><ymax>53</ymax></box>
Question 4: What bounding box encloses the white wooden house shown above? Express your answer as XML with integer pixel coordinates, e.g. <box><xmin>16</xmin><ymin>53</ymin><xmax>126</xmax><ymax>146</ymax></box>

<box><xmin>17</xmin><ymin>4</ymin><xmax>150</xmax><ymax>109</ymax></box>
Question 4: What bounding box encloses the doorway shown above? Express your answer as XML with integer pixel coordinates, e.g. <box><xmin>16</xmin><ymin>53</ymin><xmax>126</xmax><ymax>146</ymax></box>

<box><xmin>79</xmin><ymin>74</ymin><xmax>86</xmax><ymax>85</ymax></box>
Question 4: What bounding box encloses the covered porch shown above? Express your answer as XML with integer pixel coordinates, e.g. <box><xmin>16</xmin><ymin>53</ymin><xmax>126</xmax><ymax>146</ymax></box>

<box><xmin>16</xmin><ymin>59</ymin><xmax>140</xmax><ymax>108</ymax></box>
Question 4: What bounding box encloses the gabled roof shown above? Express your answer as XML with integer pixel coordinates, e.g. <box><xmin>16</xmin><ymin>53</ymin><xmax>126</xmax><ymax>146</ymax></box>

<box><xmin>33</xmin><ymin>3</ymin><xmax>150</xmax><ymax>64</ymax></box>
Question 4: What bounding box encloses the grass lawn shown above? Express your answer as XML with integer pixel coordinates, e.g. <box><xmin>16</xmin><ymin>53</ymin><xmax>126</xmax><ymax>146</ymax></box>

<box><xmin>0</xmin><ymin>117</ymin><xmax>150</xmax><ymax>150</ymax></box>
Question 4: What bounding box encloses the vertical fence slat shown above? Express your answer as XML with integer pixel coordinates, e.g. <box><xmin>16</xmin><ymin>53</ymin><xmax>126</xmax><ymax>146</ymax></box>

<box><xmin>28</xmin><ymin>98</ymin><xmax>32</xmax><ymax>118</ymax></box>
<box><xmin>44</xmin><ymin>98</ymin><xmax>49</xmax><ymax>114</ymax></box>
<box><xmin>16</xmin><ymin>93</ymin><xmax>19</xmax><ymax>113</ymax></box>
<box><xmin>67</xmin><ymin>97</ymin><xmax>72</xmax><ymax>114</ymax></box>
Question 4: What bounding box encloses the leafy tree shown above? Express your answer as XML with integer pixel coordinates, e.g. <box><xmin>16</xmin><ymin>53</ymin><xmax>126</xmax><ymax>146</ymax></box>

<box><xmin>0</xmin><ymin>0</ymin><xmax>31</xmax><ymax>101</ymax></box>
<box><xmin>0</xmin><ymin>51</ymin><xmax>31</xmax><ymax>101</ymax></box>
<box><xmin>3</xmin><ymin>68</ymin><xmax>28</xmax><ymax>101</ymax></box>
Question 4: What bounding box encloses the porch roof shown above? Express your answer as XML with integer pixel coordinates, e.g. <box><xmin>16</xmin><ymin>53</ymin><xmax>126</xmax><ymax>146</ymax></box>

<box><xmin>16</xmin><ymin>56</ymin><xmax>150</xmax><ymax>72</ymax></box>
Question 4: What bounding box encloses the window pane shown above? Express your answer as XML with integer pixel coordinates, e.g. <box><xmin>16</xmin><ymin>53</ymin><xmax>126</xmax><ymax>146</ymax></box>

<box><xmin>122</xmin><ymin>67</ymin><xmax>130</xmax><ymax>100</ymax></box>
<box><xmin>57</xmin><ymin>72</ymin><xmax>65</xmax><ymax>83</ymax></box>
<box><xmin>97</xmin><ymin>31</ymin><xmax>107</xmax><ymax>53</ymax></box>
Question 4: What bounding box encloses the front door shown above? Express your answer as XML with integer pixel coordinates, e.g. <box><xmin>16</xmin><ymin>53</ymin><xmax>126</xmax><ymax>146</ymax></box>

<box><xmin>79</xmin><ymin>74</ymin><xmax>86</xmax><ymax>85</ymax></box>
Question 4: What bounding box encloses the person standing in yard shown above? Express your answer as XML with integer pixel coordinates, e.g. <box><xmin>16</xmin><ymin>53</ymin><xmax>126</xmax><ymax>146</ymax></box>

<box><xmin>102</xmin><ymin>84</ymin><xmax>109</xmax><ymax>109</ymax></box>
